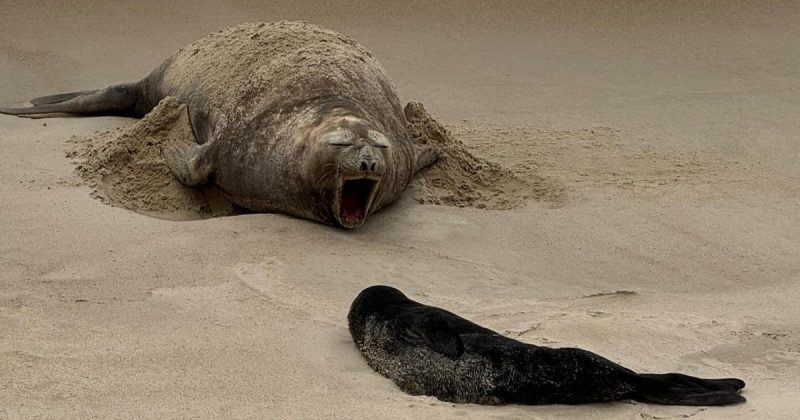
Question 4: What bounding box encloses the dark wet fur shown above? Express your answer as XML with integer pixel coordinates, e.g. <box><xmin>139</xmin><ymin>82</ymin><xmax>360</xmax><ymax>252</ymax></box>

<box><xmin>348</xmin><ymin>286</ymin><xmax>746</xmax><ymax>406</ymax></box>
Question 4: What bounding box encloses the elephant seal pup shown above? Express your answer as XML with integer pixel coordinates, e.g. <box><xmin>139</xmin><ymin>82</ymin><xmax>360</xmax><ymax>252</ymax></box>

<box><xmin>348</xmin><ymin>286</ymin><xmax>746</xmax><ymax>406</ymax></box>
<box><xmin>0</xmin><ymin>21</ymin><xmax>438</xmax><ymax>228</ymax></box>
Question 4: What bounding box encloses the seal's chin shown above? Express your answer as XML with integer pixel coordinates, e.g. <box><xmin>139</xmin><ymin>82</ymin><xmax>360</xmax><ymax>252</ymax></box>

<box><xmin>334</xmin><ymin>176</ymin><xmax>380</xmax><ymax>228</ymax></box>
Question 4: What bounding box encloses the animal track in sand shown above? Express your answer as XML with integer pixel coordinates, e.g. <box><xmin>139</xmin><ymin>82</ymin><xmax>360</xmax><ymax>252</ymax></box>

<box><xmin>234</xmin><ymin>258</ymin><xmax>345</xmax><ymax>325</ymax></box>
<box><xmin>684</xmin><ymin>323</ymin><xmax>800</xmax><ymax>375</ymax></box>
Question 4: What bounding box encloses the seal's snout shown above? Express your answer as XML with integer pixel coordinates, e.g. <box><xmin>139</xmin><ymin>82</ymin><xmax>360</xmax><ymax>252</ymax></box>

<box><xmin>357</xmin><ymin>155</ymin><xmax>385</xmax><ymax>175</ymax></box>
<box><xmin>341</xmin><ymin>146</ymin><xmax>386</xmax><ymax>176</ymax></box>
<box><xmin>360</xmin><ymin>159</ymin><xmax>376</xmax><ymax>172</ymax></box>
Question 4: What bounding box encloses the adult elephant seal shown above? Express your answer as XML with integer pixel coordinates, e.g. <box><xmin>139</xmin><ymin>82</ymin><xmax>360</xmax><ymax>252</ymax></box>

<box><xmin>348</xmin><ymin>285</ymin><xmax>747</xmax><ymax>406</ymax></box>
<box><xmin>0</xmin><ymin>21</ymin><xmax>438</xmax><ymax>228</ymax></box>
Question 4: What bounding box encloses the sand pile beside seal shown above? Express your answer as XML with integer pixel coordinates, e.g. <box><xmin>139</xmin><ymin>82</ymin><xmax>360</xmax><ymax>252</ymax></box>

<box><xmin>66</xmin><ymin>97</ymin><xmax>236</xmax><ymax>220</ymax></box>
<box><xmin>405</xmin><ymin>102</ymin><xmax>560</xmax><ymax>209</ymax></box>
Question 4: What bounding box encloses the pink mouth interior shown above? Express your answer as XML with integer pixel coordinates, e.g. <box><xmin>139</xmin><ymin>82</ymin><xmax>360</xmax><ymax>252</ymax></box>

<box><xmin>339</xmin><ymin>178</ymin><xmax>377</xmax><ymax>226</ymax></box>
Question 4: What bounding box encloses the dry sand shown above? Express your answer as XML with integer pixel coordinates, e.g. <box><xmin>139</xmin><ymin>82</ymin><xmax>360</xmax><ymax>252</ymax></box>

<box><xmin>1</xmin><ymin>1</ymin><xmax>799</xmax><ymax>418</ymax></box>
<box><xmin>66</xmin><ymin>97</ymin><xmax>237</xmax><ymax>220</ymax></box>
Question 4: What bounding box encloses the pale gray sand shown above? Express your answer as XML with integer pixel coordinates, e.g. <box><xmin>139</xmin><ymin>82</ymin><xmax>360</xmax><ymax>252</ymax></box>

<box><xmin>1</xmin><ymin>1</ymin><xmax>798</xmax><ymax>418</ymax></box>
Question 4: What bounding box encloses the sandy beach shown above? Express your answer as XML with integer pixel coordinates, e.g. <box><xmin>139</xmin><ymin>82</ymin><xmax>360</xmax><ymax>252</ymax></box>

<box><xmin>1</xmin><ymin>1</ymin><xmax>798</xmax><ymax>418</ymax></box>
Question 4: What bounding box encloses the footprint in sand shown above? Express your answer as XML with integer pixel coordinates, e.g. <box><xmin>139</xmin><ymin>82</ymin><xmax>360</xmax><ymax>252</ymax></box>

<box><xmin>234</xmin><ymin>259</ymin><xmax>341</xmax><ymax>325</ymax></box>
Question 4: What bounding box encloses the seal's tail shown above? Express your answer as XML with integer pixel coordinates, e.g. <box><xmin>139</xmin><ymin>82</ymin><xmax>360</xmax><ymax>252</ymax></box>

<box><xmin>0</xmin><ymin>82</ymin><xmax>143</xmax><ymax>118</ymax></box>
<box><xmin>632</xmin><ymin>372</ymin><xmax>746</xmax><ymax>406</ymax></box>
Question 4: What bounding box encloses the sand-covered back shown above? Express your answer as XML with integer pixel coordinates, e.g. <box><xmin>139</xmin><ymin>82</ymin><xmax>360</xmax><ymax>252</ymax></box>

<box><xmin>2</xmin><ymin>2</ymin><xmax>799</xmax><ymax>419</ymax></box>
<box><xmin>159</xmin><ymin>21</ymin><xmax>406</xmax><ymax>139</ymax></box>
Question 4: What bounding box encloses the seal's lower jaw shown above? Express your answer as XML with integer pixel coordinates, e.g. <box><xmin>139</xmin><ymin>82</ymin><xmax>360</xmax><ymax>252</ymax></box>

<box><xmin>334</xmin><ymin>176</ymin><xmax>380</xmax><ymax>229</ymax></box>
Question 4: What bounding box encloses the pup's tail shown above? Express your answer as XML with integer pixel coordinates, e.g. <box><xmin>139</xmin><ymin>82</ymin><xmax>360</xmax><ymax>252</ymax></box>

<box><xmin>0</xmin><ymin>82</ymin><xmax>145</xmax><ymax>118</ymax></box>
<box><xmin>633</xmin><ymin>372</ymin><xmax>746</xmax><ymax>406</ymax></box>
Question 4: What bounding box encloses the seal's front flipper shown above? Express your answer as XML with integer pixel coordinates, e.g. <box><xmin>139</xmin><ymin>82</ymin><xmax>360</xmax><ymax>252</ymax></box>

<box><xmin>633</xmin><ymin>372</ymin><xmax>746</xmax><ymax>406</ymax></box>
<box><xmin>162</xmin><ymin>142</ymin><xmax>214</xmax><ymax>186</ymax></box>
<box><xmin>412</xmin><ymin>145</ymin><xmax>439</xmax><ymax>176</ymax></box>
<box><xmin>395</xmin><ymin>312</ymin><xmax>464</xmax><ymax>359</ymax></box>
<box><xmin>187</xmin><ymin>109</ymin><xmax>216</xmax><ymax>145</ymax></box>
<box><xmin>0</xmin><ymin>83</ymin><xmax>142</xmax><ymax>118</ymax></box>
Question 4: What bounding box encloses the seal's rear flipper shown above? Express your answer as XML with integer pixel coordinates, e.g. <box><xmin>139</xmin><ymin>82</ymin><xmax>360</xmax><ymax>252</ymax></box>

<box><xmin>0</xmin><ymin>83</ymin><xmax>142</xmax><ymax>118</ymax></box>
<box><xmin>30</xmin><ymin>90</ymin><xmax>99</xmax><ymax>106</ymax></box>
<box><xmin>162</xmin><ymin>142</ymin><xmax>214</xmax><ymax>186</ymax></box>
<box><xmin>633</xmin><ymin>373</ymin><xmax>746</xmax><ymax>406</ymax></box>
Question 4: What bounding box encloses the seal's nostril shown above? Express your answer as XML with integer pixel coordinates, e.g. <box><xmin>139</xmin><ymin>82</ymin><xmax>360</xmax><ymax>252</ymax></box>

<box><xmin>361</xmin><ymin>161</ymin><xmax>368</xmax><ymax>171</ymax></box>
<box><xmin>370</xmin><ymin>162</ymin><xmax>376</xmax><ymax>171</ymax></box>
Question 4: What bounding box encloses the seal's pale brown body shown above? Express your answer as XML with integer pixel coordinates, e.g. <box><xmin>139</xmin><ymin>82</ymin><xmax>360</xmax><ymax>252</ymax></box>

<box><xmin>1</xmin><ymin>21</ymin><xmax>437</xmax><ymax>228</ymax></box>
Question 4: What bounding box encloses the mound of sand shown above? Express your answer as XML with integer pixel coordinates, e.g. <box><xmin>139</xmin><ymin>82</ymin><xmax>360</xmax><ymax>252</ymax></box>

<box><xmin>66</xmin><ymin>97</ymin><xmax>236</xmax><ymax>220</ymax></box>
<box><xmin>405</xmin><ymin>102</ymin><xmax>562</xmax><ymax>209</ymax></box>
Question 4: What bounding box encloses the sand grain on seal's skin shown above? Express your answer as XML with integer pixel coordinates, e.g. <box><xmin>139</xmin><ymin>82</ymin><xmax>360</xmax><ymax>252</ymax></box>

<box><xmin>157</xmin><ymin>21</ymin><xmax>399</xmax><ymax>137</ymax></box>
<box><xmin>164</xmin><ymin>21</ymin><xmax>382</xmax><ymax>110</ymax></box>
<box><xmin>66</xmin><ymin>97</ymin><xmax>236</xmax><ymax>220</ymax></box>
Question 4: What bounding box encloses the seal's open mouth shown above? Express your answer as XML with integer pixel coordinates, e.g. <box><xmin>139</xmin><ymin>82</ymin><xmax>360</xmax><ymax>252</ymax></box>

<box><xmin>335</xmin><ymin>176</ymin><xmax>380</xmax><ymax>228</ymax></box>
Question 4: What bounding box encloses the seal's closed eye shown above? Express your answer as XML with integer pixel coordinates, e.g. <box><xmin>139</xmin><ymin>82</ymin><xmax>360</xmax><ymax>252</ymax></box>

<box><xmin>322</xmin><ymin>128</ymin><xmax>356</xmax><ymax>148</ymax></box>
